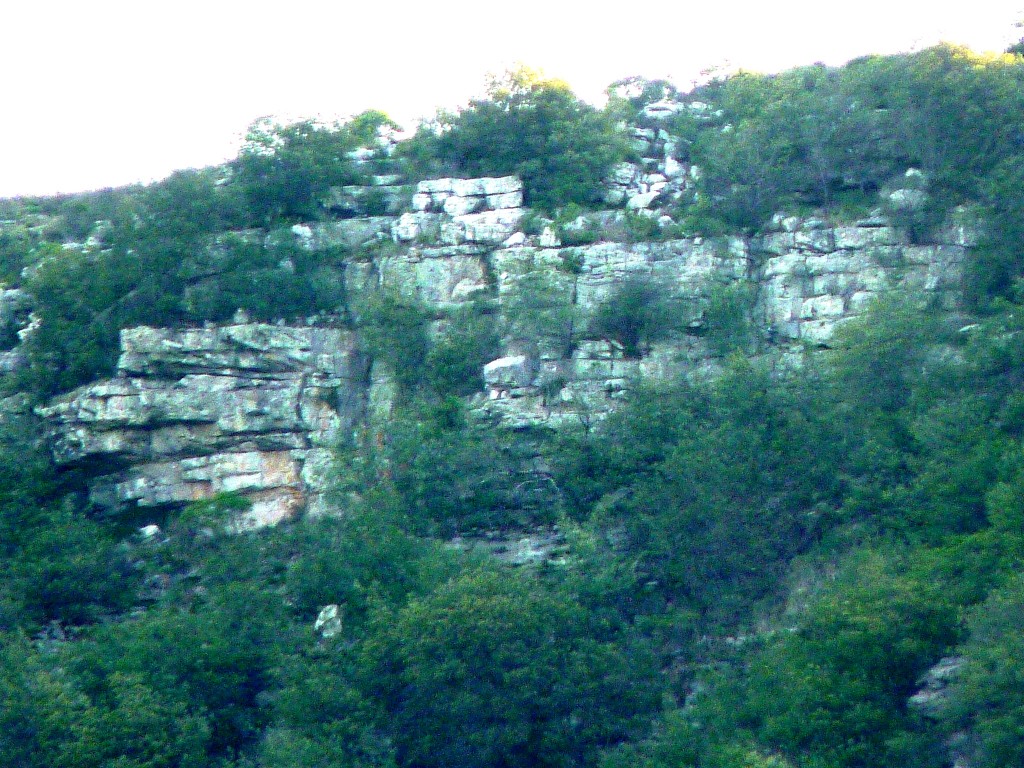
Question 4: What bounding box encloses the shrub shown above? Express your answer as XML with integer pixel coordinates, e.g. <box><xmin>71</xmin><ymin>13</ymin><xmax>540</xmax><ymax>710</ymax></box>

<box><xmin>419</xmin><ymin>66</ymin><xmax>629</xmax><ymax>212</ymax></box>
<box><xmin>356</xmin><ymin>290</ymin><xmax>431</xmax><ymax>392</ymax></box>
<box><xmin>234</xmin><ymin>112</ymin><xmax>397</xmax><ymax>224</ymax></box>
<box><xmin>702</xmin><ymin>281</ymin><xmax>757</xmax><ymax>356</ymax></box>
<box><xmin>945</xmin><ymin>573</ymin><xmax>1024</xmax><ymax>768</ymax></box>
<box><xmin>501</xmin><ymin>264</ymin><xmax>581</xmax><ymax>358</ymax></box>
<box><xmin>964</xmin><ymin>154</ymin><xmax>1024</xmax><ymax>308</ymax></box>
<box><xmin>424</xmin><ymin>305</ymin><xmax>500</xmax><ymax>396</ymax></box>
<box><xmin>359</xmin><ymin>568</ymin><xmax>661</xmax><ymax>768</ymax></box>
<box><xmin>589</xmin><ymin>276</ymin><xmax>678</xmax><ymax>357</ymax></box>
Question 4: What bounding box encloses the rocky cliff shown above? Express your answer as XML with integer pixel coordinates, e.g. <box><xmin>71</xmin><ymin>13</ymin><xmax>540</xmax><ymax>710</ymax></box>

<box><xmin>38</xmin><ymin>324</ymin><xmax>367</xmax><ymax>527</ymax></box>
<box><xmin>28</xmin><ymin>137</ymin><xmax>977</xmax><ymax>525</ymax></box>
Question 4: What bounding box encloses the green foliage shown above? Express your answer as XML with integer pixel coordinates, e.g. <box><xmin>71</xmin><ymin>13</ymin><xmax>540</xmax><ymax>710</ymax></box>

<box><xmin>622</xmin><ymin>210</ymin><xmax>662</xmax><ymax>243</ymax></box>
<box><xmin>181</xmin><ymin>233</ymin><xmax>348</xmax><ymax>323</ymax></box>
<box><xmin>965</xmin><ymin>154</ymin><xmax>1024</xmax><ymax>308</ymax></box>
<box><xmin>945</xmin><ymin>573</ymin><xmax>1024</xmax><ymax>768</ymax></box>
<box><xmin>284</xmin><ymin>511</ymin><xmax>459</xmax><ymax>625</ymax></box>
<box><xmin>826</xmin><ymin>292</ymin><xmax>941</xmax><ymax>414</ymax></box>
<box><xmin>424</xmin><ymin>304</ymin><xmax>500</xmax><ymax>396</ymax></box>
<box><xmin>702</xmin><ymin>281</ymin><xmax>757</xmax><ymax>355</ymax></box>
<box><xmin>360</xmin><ymin>568</ymin><xmax>661</xmax><ymax>768</ymax></box>
<box><xmin>235</xmin><ymin>113</ymin><xmax>395</xmax><ymax>224</ymax></box>
<box><xmin>356</xmin><ymin>289</ymin><xmax>431</xmax><ymax>392</ymax></box>
<box><xmin>69</xmin><ymin>597</ymin><xmax>283</xmax><ymax>762</ymax></box>
<box><xmin>18</xmin><ymin>169</ymin><xmax>239</xmax><ymax>396</ymax></box>
<box><xmin>414</xmin><ymin>66</ymin><xmax>629</xmax><ymax>211</ymax></box>
<box><xmin>735</xmin><ymin>551</ymin><xmax>957</xmax><ymax>768</ymax></box>
<box><xmin>501</xmin><ymin>261</ymin><xmax>581</xmax><ymax>357</ymax></box>
<box><xmin>555</xmin><ymin>362</ymin><xmax>842</xmax><ymax>624</ymax></box>
<box><xmin>372</xmin><ymin>399</ymin><xmax>554</xmax><ymax>535</ymax></box>
<box><xmin>0</xmin><ymin>226</ymin><xmax>36</xmax><ymax>285</ymax></box>
<box><xmin>589</xmin><ymin>276</ymin><xmax>678</xmax><ymax>357</ymax></box>
<box><xmin>0</xmin><ymin>413</ymin><xmax>136</xmax><ymax>631</ymax></box>
<box><xmin>4</xmin><ymin>508</ymin><xmax>138</xmax><ymax>628</ymax></box>
<box><xmin>683</xmin><ymin>46</ymin><xmax>1024</xmax><ymax>234</ymax></box>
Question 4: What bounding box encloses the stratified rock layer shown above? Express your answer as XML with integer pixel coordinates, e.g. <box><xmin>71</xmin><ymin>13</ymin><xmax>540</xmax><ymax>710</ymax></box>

<box><xmin>38</xmin><ymin>324</ymin><xmax>367</xmax><ymax>527</ymax></box>
<box><xmin>32</xmin><ymin>175</ymin><xmax>977</xmax><ymax>523</ymax></box>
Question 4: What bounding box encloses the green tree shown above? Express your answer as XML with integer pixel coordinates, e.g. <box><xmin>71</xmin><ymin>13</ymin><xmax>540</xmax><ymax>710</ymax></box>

<box><xmin>965</xmin><ymin>154</ymin><xmax>1024</xmax><ymax>307</ymax></box>
<box><xmin>423</xmin><ymin>66</ymin><xmax>628</xmax><ymax>211</ymax></box>
<box><xmin>235</xmin><ymin>113</ymin><xmax>395</xmax><ymax>224</ymax></box>
<box><xmin>424</xmin><ymin>304</ymin><xmax>500</xmax><ymax>396</ymax></box>
<box><xmin>356</xmin><ymin>289</ymin><xmax>431</xmax><ymax>392</ymax></box>
<box><xmin>360</xmin><ymin>568</ymin><xmax>660</xmax><ymax>768</ymax></box>
<box><xmin>736</xmin><ymin>551</ymin><xmax>956</xmax><ymax>768</ymax></box>
<box><xmin>588</xmin><ymin>276</ymin><xmax>678</xmax><ymax>358</ymax></box>
<box><xmin>945</xmin><ymin>574</ymin><xmax>1024</xmax><ymax>768</ymax></box>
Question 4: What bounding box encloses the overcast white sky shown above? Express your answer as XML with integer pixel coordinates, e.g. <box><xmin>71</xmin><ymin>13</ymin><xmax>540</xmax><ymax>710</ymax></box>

<box><xmin>2</xmin><ymin>0</ymin><xmax>1022</xmax><ymax>198</ymax></box>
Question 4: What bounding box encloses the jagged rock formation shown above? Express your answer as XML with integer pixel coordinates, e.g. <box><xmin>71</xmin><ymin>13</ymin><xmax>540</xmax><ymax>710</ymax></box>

<box><xmin>38</xmin><ymin>324</ymin><xmax>367</xmax><ymax>527</ymax></box>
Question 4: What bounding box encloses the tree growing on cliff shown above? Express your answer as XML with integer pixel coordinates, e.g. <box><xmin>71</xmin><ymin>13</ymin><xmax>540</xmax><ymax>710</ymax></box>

<box><xmin>409</xmin><ymin>66</ymin><xmax>629</xmax><ymax>211</ymax></box>
<box><xmin>235</xmin><ymin>111</ymin><xmax>397</xmax><ymax>224</ymax></box>
<box><xmin>589</xmin><ymin>276</ymin><xmax>679</xmax><ymax>358</ymax></box>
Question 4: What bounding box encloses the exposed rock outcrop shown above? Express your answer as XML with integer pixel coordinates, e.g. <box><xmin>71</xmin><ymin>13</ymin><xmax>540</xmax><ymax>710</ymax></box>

<box><xmin>473</xmin><ymin>216</ymin><xmax>968</xmax><ymax>429</ymax></box>
<box><xmin>392</xmin><ymin>176</ymin><xmax>525</xmax><ymax>247</ymax></box>
<box><xmin>38</xmin><ymin>324</ymin><xmax>368</xmax><ymax>527</ymax></box>
<box><xmin>30</xmin><ymin>171</ymin><xmax>978</xmax><ymax>523</ymax></box>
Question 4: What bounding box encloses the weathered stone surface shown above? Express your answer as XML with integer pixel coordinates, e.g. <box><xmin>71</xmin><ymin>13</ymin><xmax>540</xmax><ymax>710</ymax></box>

<box><xmin>377</xmin><ymin>246</ymin><xmax>489</xmax><ymax>306</ymax></box>
<box><xmin>32</xmin><ymin>172</ymin><xmax>983</xmax><ymax>506</ymax></box>
<box><xmin>323</xmin><ymin>184</ymin><xmax>408</xmax><ymax>216</ymax></box>
<box><xmin>412</xmin><ymin>176</ymin><xmax>522</xmax><ymax>216</ymax></box>
<box><xmin>626</xmin><ymin>191</ymin><xmax>660</xmax><ymax>210</ymax></box>
<box><xmin>457</xmin><ymin>209</ymin><xmax>524</xmax><ymax>245</ymax></box>
<box><xmin>443</xmin><ymin>194</ymin><xmax>484</xmax><ymax>216</ymax></box>
<box><xmin>38</xmin><ymin>324</ymin><xmax>368</xmax><ymax>526</ymax></box>
<box><xmin>392</xmin><ymin>212</ymin><xmax>444</xmax><ymax>242</ymax></box>
<box><xmin>314</xmin><ymin>604</ymin><xmax>343</xmax><ymax>638</ymax></box>
<box><xmin>309</xmin><ymin>218</ymin><xmax>394</xmax><ymax>249</ymax></box>
<box><xmin>484</xmin><ymin>355</ymin><xmax>535</xmax><ymax>389</ymax></box>
<box><xmin>909</xmin><ymin>656</ymin><xmax>964</xmax><ymax>718</ymax></box>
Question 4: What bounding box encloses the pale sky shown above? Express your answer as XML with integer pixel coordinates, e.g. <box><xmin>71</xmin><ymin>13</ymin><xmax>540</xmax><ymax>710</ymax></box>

<box><xmin>2</xmin><ymin>0</ymin><xmax>1022</xmax><ymax>198</ymax></box>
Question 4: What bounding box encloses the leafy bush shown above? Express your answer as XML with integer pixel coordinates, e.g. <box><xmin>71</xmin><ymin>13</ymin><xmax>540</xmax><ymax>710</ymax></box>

<box><xmin>360</xmin><ymin>568</ymin><xmax>661</xmax><ymax>768</ymax></box>
<box><xmin>234</xmin><ymin>112</ymin><xmax>396</xmax><ymax>224</ymax></box>
<box><xmin>965</xmin><ymin>154</ymin><xmax>1024</xmax><ymax>308</ymax></box>
<box><xmin>683</xmin><ymin>46</ymin><xmax>1024</xmax><ymax>232</ymax></box>
<box><xmin>589</xmin><ymin>276</ymin><xmax>678</xmax><ymax>357</ymax></box>
<box><xmin>355</xmin><ymin>289</ymin><xmax>431</xmax><ymax>392</ymax></box>
<box><xmin>737</xmin><ymin>551</ymin><xmax>957</xmax><ymax>768</ymax></box>
<box><xmin>379</xmin><ymin>399</ymin><xmax>552</xmax><ymax>534</ymax></box>
<box><xmin>424</xmin><ymin>305</ymin><xmax>500</xmax><ymax>396</ymax></box>
<box><xmin>182</xmin><ymin>234</ymin><xmax>348</xmax><ymax>323</ymax></box>
<box><xmin>946</xmin><ymin>574</ymin><xmax>1024</xmax><ymax>768</ymax></box>
<box><xmin>702</xmin><ymin>280</ymin><xmax>757</xmax><ymax>355</ymax></box>
<box><xmin>411</xmin><ymin>66</ymin><xmax>629</xmax><ymax>212</ymax></box>
<box><xmin>501</xmin><ymin>262</ymin><xmax>581</xmax><ymax>358</ymax></box>
<box><xmin>19</xmin><ymin>170</ymin><xmax>236</xmax><ymax>396</ymax></box>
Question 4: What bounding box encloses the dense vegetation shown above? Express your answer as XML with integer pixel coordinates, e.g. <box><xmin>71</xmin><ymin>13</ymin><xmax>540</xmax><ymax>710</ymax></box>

<box><xmin>2</xmin><ymin>40</ymin><xmax>1024</xmax><ymax>768</ymax></box>
<box><xmin>7</xmin><ymin>295</ymin><xmax>1024</xmax><ymax>767</ymax></box>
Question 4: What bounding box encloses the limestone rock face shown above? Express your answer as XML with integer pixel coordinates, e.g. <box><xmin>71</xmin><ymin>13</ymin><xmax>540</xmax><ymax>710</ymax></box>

<box><xmin>756</xmin><ymin>221</ymin><xmax>966</xmax><ymax>345</ymax></box>
<box><xmin>29</xmin><ymin>171</ymin><xmax>981</xmax><ymax>518</ymax></box>
<box><xmin>483</xmin><ymin>355</ymin><xmax>535</xmax><ymax>389</ymax></box>
<box><xmin>393</xmin><ymin>177</ymin><xmax>524</xmax><ymax>246</ymax></box>
<box><xmin>476</xmin><ymin>217</ymin><xmax>968</xmax><ymax>430</ymax></box>
<box><xmin>314</xmin><ymin>604</ymin><xmax>343</xmax><ymax>638</ymax></box>
<box><xmin>38</xmin><ymin>324</ymin><xmax>369</xmax><ymax>526</ymax></box>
